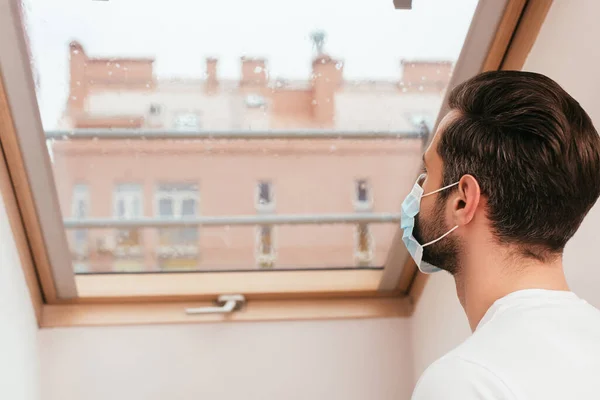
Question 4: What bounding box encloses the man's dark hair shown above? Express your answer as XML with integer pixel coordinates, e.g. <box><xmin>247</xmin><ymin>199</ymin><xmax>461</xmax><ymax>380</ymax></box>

<box><xmin>438</xmin><ymin>70</ymin><xmax>600</xmax><ymax>261</ymax></box>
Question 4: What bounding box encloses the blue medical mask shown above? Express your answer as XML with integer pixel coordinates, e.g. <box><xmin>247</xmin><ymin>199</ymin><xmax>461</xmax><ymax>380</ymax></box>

<box><xmin>401</xmin><ymin>174</ymin><xmax>459</xmax><ymax>274</ymax></box>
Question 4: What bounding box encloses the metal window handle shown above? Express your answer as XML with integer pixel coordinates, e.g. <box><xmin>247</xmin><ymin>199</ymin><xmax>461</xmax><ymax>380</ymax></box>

<box><xmin>185</xmin><ymin>294</ymin><xmax>246</xmax><ymax>315</ymax></box>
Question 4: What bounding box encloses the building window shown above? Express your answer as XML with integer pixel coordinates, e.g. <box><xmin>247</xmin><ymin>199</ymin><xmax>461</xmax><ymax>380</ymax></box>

<box><xmin>71</xmin><ymin>184</ymin><xmax>89</xmax><ymax>219</ymax></box>
<box><xmin>155</xmin><ymin>183</ymin><xmax>199</xmax><ymax>266</ymax></box>
<box><xmin>355</xmin><ymin>223</ymin><xmax>374</xmax><ymax>266</ymax></box>
<box><xmin>113</xmin><ymin>184</ymin><xmax>143</xmax><ymax>259</ymax></box>
<box><xmin>149</xmin><ymin>103</ymin><xmax>162</xmax><ymax>116</ymax></box>
<box><xmin>114</xmin><ymin>184</ymin><xmax>143</xmax><ymax>219</ymax></box>
<box><xmin>71</xmin><ymin>184</ymin><xmax>89</xmax><ymax>263</ymax></box>
<box><xmin>354</xmin><ymin>179</ymin><xmax>372</xmax><ymax>211</ymax></box>
<box><xmin>245</xmin><ymin>94</ymin><xmax>267</xmax><ymax>108</ymax></box>
<box><xmin>408</xmin><ymin>113</ymin><xmax>434</xmax><ymax>130</ymax></box>
<box><xmin>173</xmin><ymin>112</ymin><xmax>200</xmax><ymax>130</ymax></box>
<box><xmin>256</xmin><ymin>225</ymin><xmax>275</xmax><ymax>269</ymax></box>
<box><xmin>147</xmin><ymin>104</ymin><xmax>164</xmax><ymax>128</ymax></box>
<box><xmin>155</xmin><ymin>183</ymin><xmax>198</xmax><ymax>219</ymax></box>
<box><xmin>255</xmin><ymin>181</ymin><xmax>275</xmax><ymax>212</ymax></box>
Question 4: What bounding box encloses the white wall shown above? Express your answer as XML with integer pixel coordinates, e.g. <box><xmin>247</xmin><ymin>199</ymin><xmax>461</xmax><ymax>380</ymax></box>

<box><xmin>0</xmin><ymin>194</ymin><xmax>41</xmax><ymax>400</ymax></box>
<box><xmin>410</xmin><ymin>0</ymin><xmax>600</xmax><ymax>382</ymax></box>
<box><xmin>39</xmin><ymin>318</ymin><xmax>413</xmax><ymax>400</ymax></box>
<box><xmin>524</xmin><ymin>0</ymin><xmax>600</xmax><ymax>309</ymax></box>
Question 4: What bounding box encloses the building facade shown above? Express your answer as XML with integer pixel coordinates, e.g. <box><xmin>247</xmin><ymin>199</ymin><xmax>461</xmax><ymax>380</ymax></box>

<box><xmin>53</xmin><ymin>41</ymin><xmax>452</xmax><ymax>273</ymax></box>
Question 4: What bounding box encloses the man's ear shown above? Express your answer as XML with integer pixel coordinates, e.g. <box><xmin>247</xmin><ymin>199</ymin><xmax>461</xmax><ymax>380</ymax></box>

<box><xmin>452</xmin><ymin>174</ymin><xmax>480</xmax><ymax>226</ymax></box>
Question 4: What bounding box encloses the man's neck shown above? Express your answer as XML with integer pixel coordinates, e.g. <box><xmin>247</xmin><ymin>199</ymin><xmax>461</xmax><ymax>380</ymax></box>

<box><xmin>455</xmin><ymin>247</ymin><xmax>570</xmax><ymax>332</ymax></box>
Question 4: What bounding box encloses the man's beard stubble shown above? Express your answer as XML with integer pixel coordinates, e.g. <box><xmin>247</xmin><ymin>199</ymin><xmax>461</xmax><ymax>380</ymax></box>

<box><xmin>413</xmin><ymin>197</ymin><xmax>461</xmax><ymax>275</ymax></box>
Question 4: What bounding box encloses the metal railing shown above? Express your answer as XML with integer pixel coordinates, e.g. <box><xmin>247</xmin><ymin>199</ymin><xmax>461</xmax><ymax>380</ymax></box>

<box><xmin>63</xmin><ymin>212</ymin><xmax>401</xmax><ymax>229</ymax></box>
<box><xmin>45</xmin><ymin>128</ymin><xmax>424</xmax><ymax>141</ymax></box>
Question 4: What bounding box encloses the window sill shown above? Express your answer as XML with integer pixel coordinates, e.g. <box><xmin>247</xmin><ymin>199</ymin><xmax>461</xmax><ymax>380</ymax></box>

<box><xmin>41</xmin><ymin>295</ymin><xmax>412</xmax><ymax>328</ymax></box>
<box><xmin>73</xmin><ymin>269</ymin><xmax>385</xmax><ymax>300</ymax></box>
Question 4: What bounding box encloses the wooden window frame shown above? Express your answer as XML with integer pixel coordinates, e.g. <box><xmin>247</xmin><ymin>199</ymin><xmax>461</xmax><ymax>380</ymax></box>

<box><xmin>0</xmin><ymin>0</ymin><xmax>550</xmax><ymax>327</ymax></box>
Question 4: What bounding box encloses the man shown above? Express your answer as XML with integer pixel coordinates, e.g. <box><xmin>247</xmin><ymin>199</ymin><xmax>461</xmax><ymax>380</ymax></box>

<box><xmin>403</xmin><ymin>71</ymin><xmax>600</xmax><ymax>400</ymax></box>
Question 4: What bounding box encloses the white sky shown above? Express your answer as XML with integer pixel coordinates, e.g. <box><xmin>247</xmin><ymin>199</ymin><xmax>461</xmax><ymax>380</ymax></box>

<box><xmin>22</xmin><ymin>0</ymin><xmax>478</xmax><ymax>128</ymax></box>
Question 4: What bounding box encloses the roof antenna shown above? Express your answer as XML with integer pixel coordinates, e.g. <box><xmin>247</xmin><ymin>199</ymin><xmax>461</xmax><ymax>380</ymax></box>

<box><xmin>309</xmin><ymin>30</ymin><xmax>327</xmax><ymax>55</ymax></box>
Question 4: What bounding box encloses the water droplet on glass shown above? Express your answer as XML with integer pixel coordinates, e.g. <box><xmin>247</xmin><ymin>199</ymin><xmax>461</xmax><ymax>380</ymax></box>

<box><xmin>436</xmin><ymin>69</ymin><xmax>441</xmax><ymax>74</ymax></box>
<box><xmin>106</xmin><ymin>61</ymin><xmax>111</xmax><ymax>66</ymax></box>
<box><xmin>335</xmin><ymin>62</ymin><xmax>343</xmax><ymax>70</ymax></box>
<box><xmin>108</xmin><ymin>71</ymin><xmax>113</xmax><ymax>76</ymax></box>
<box><xmin>146</xmin><ymin>83</ymin><xmax>150</xmax><ymax>88</ymax></box>
<box><xmin>330</xmin><ymin>145</ymin><xmax>337</xmax><ymax>152</ymax></box>
<box><xmin>73</xmin><ymin>49</ymin><xmax>79</xmax><ymax>55</ymax></box>
<box><xmin>116</xmin><ymin>63</ymin><xmax>121</xmax><ymax>68</ymax></box>
<box><xmin>71</xmin><ymin>96</ymin><xmax>77</xmax><ymax>100</ymax></box>
<box><xmin>254</xmin><ymin>66</ymin><xmax>263</xmax><ymax>73</ymax></box>
<box><xmin>76</xmin><ymin>81</ymin><xmax>81</xmax><ymax>86</ymax></box>
<box><xmin>418</xmin><ymin>85</ymin><xmax>424</xmax><ymax>91</ymax></box>
<box><xmin>402</xmin><ymin>87</ymin><xmax>408</xmax><ymax>93</ymax></box>
<box><xmin>312</xmin><ymin>100</ymin><xmax>317</xmax><ymax>105</ymax></box>
<box><xmin>421</xmin><ymin>76</ymin><xmax>427</xmax><ymax>81</ymax></box>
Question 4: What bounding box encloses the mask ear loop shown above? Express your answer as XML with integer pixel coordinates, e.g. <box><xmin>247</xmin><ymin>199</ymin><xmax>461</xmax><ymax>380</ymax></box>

<box><xmin>422</xmin><ymin>181</ymin><xmax>459</xmax><ymax>197</ymax></box>
<box><xmin>420</xmin><ymin>180</ymin><xmax>460</xmax><ymax>247</ymax></box>
<box><xmin>422</xmin><ymin>225</ymin><xmax>459</xmax><ymax>247</ymax></box>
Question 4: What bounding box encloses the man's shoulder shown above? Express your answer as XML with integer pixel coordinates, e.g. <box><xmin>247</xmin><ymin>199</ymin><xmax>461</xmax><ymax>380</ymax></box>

<box><xmin>411</xmin><ymin>354</ymin><xmax>516</xmax><ymax>400</ymax></box>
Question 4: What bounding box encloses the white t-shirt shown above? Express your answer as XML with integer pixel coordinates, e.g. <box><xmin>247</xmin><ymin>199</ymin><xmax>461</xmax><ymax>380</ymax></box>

<box><xmin>412</xmin><ymin>289</ymin><xmax>600</xmax><ymax>400</ymax></box>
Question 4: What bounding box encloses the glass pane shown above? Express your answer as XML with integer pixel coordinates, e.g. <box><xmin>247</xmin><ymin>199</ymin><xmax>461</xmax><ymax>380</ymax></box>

<box><xmin>70</xmin><ymin>223</ymin><xmax>396</xmax><ymax>273</ymax></box>
<box><xmin>356</xmin><ymin>180</ymin><xmax>368</xmax><ymax>202</ymax></box>
<box><xmin>22</xmin><ymin>0</ymin><xmax>479</xmax><ymax>274</ymax></box>
<box><xmin>174</xmin><ymin>113</ymin><xmax>200</xmax><ymax>130</ymax></box>
<box><xmin>158</xmin><ymin>198</ymin><xmax>174</xmax><ymax>217</ymax></box>
<box><xmin>181</xmin><ymin>199</ymin><xmax>196</xmax><ymax>217</ymax></box>
<box><xmin>258</xmin><ymin>182</ymin><xmax>271</xmax><ymax>205</ymax></box>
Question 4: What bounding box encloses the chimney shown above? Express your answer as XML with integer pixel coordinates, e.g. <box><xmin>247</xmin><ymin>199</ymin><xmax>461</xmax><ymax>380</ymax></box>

<box><xmin>311</xmin><ymin>54</ymin><xmax>343</xmax><ymax>126</ymax></box>
<box><xmin>240</xmin><ymin>57</ymin><xmax>267</xmax><ymax>87</ymax></box>
<box><xmin>205</xmin><ymin>58</ymin><xmax>219</xmax><ymax>93</ymax></box>
<box><xmin>68</xmin><ymin>41</ymin><xmax>87</xmax><ymax>114</ymax></box>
